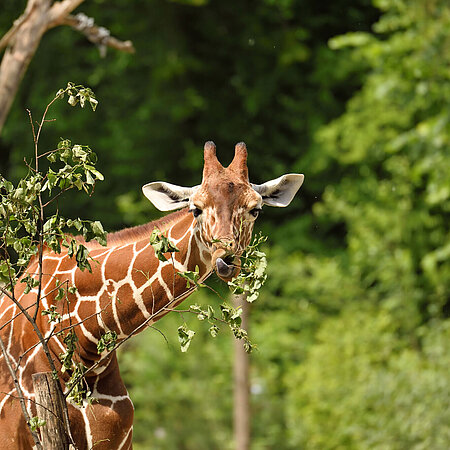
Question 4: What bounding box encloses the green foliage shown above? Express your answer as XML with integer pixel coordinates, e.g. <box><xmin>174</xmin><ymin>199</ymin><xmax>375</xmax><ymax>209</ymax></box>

<box><xmin>228</xmin><ymin>232</ymin><xmax>268</xmax><ymax>302</ymax></box>
<box><xmin>65</xmin><ymin>363</ymin><xmax>93</xmax><ymax>406</ymax></box>
<box><xmin>97</xmin><ymin>330</ymin><xmax>118</xmax><ymax>354</ymax></box>
<box><xmin>286</xmin><ymin>307</ymin><xmax>450</xmax><ymax>449</ymax></box>
<box><xmin>0</xmin><ymin>83</ymin><xmax>110</xmax><ymax>422</ymax></box>
<box><xmin>42</xmin><ymin>138</ymin><xmax>103</xmax><ymax>195</ymax></box>
<box><xmin>178</xmin><ymin>265</ymin><xmax>205</xmax><ymax>288</ymax></box>
<box><xmin>274</xmin><ymin>1</ymin><xmax>449</xmax><ymax>447</ymax></box>
<box><xmin>315</xmin><ymin>0</ymin><xmax>450</xmax><ymax>321</ymax></box>
<box><xmin>41</xmin><ymin>305</ymin><xmax>62</xmax><ymax>324</ymax></box>
<box><xmin>56</xmin><ymin>82</ymin><xmax>98</xmax><ymax>111</ymax></box>
<box><xmin>220</xmin><ymin>303</ymin><xmax>254</xmax><ymax>353</ymax></box>
<box><xmin>21</xmin><ymin>274</ymin><xmax>40</xmax><ymax>294</ymax></box>
<box><xmin>188</xmin><ymin>301</ymin><xmax>255</xmax><ymax>353</ymax></box>
<box><xmin>74</xmin><ymin>243</ymin><xmax>92</xmax><ymax>272</ymax></box>
<box><xmin>28</xmin><ymin>416</ymin><xmax>46</xmax><ymax>432</ymax></box>
<box><xmin>0</xmin><ymin>83</ymin><xmax>106</xmax><ymax>286</ymax></box>
<box><xmin>2</xmin><ymin>0</ymin><xmax>449</xmax><ymax>448</ymax></box>
<box><xmin>177</xmin><ymin>325</ymin><xmax>195</xmax><ymax>353</ymax></box>
<box><xmin>59</xmin><ymin>331</ymin><xmax>78</xmax><ymax>373</ymax></box>
<box><xmin>149</xmin><ymin>228</ymin><xmax>179</xmax><ymax>261</ymax></box>
<box><xmin>189</xmin><ymin>303</ymin><xmax>215</xmax><ymax>321</ymax></box>
<box><xmin>117</xmin><ymin>1</ymin><xmax>449</xmax><ymax>448</ymax></box>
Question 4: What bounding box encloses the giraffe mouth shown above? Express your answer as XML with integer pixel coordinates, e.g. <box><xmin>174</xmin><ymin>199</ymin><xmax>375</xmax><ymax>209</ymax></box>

<box><xmin>212</xmin><ymin>250</ymin><xmax>240</xmax><ymax>282</ymax></box>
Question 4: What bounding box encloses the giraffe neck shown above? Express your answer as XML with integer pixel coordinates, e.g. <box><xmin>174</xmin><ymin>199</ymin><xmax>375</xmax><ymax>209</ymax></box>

<box><xmin>66</xmin><ymin>209</ymin><xmax>212</xmax><ymax>369</ymax></box>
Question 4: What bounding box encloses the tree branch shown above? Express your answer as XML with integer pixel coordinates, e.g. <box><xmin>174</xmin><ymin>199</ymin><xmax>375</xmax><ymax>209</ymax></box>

<box><xmin>48</xmin><ymin>0</ymin><xmax>85</xmax><ymax>24</ymax></box>
<box><xmin>0</xmin><ymin>4</ymin><xmax>36</xmax><ymax>52</ymax></box>
<box><xmin>54</xmin><ymin>13</ymin><xmax>135</xmax><ymax>55</ymax></box>
<box><xmin>0</xmin><ymin>0</ymin><xmax>134</xmax><ymax>135</ymax></box>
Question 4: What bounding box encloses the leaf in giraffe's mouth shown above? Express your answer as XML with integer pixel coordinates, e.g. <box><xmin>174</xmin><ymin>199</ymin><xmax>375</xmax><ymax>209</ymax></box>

<box><xmin>223</xmin><ymin>255</ymin><xmax>235</xmax><ymax>266</ymax></box>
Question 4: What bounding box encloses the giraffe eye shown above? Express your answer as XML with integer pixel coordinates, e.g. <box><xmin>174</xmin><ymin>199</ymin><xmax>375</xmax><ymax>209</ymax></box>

<box><xmin>249</xmin><ymin>208</ymin><xmax>261</xmax><ymax>218</ymax></box>
<box><xmin>190</xmin><ymin>207</ymin><xmax>202</xmax><ymax>218</ymax></box>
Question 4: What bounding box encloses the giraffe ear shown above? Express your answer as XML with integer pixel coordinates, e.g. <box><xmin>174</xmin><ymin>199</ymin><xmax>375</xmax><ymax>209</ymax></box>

<box><xmin>251</xmin><ymin>174</ymin><xmax>304</xmax><ymax>207</ymax></box>
<box><xmin>142</xmin><ymin>182</ymin><xmax>197</xmax><ymax>211</ymax></box>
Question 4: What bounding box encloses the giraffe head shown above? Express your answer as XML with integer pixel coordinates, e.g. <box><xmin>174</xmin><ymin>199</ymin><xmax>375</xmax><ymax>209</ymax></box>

<box><xmin>142</xmin><ymin>142</ymin><xmax>304</xmax><ymax>281</ymax></box>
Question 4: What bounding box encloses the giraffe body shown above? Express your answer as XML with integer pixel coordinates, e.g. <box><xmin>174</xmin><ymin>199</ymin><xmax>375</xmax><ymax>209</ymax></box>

<box><xmin>0</xmin><ymin>142</ymin><xmax>303</xmax><ymax>449</ymax></box>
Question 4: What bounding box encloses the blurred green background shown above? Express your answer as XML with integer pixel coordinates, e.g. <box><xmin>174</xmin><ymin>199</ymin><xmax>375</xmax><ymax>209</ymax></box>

<box><xmin>1</xmin><ymin>0</ymin><xmax>449</xmax><ymax>448</ymax></box>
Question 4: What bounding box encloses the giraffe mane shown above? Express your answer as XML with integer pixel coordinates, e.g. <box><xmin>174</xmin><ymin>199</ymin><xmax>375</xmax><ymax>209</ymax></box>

<box><xmin>84</xmin><ymin>208</ymin><xmax>190</xmax><ymax>249</ymax></box>
<box><xmin>22</xmin><ymin>209</ymin><xmax>190</xmax><ymax>272</ymax></box>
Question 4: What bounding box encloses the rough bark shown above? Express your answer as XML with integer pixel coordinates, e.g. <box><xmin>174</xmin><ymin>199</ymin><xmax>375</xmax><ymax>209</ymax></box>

<box><xmin>32</xmin><ymin>372</ymin><xmax>70</xmax><ymax>450</ymax></box>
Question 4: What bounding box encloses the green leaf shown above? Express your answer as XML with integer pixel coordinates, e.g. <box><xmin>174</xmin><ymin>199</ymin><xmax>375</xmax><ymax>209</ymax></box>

<box><xmin>85</xmin><ymin>165</ymin><xmax>104</xmax><ymax>181</ymax></box>
<box><xmin>189</xmin><ymin>304</ymin><xmax>202</xmax><ymax>313</ymax></box>
<box><xmin>68</xmin><ymin>95</ymin><xmax>78</xmax><ymax>106</ymax></box>
<box><xmin>97</xmin><ymin>330</ymin><xmax>118</xmax><ymax>353</ymax></box>
<box><xmin>29</xmin><ymin>416</ymin><xmax>46</xmax><ymax>431</ymax></box>
<box><xmin>65</xmin><ymin>362</ymin><xmax>91</xmax><ymax>406</ymax></box>
<box><xmin>91</xmin><ymin>220</ymin><xmax>107</xmax><ymax>246</ymax></box>
<box><xmin>75</xmin><ymin>244</ymin><xmax>92</xmax><ymax>272</ymax></box>
<box><xmin>72</xmin><ymin>145</ymin><xmax>88</xmax><ymax>162</ymax></box>
<box><xmin>68</xmin><ymin>285</ymin><xmax>78</xmax><ymax>294</ymax></box>
<box><xmin>178</xmin><ymin>325</ymin><xmax>195</xmax><ymax>352</ymax></box>
<box><xmin>60</xmin><ymin>331</ymin><xmax>78</xmax><ymax>372</ymax></box>
<box><xmin>178</xmin><ymin>265</ymin><xmax>205</xmax><ymax>289</ymax></box>
<box><xmin>55</xmin><ymin>287</ymin><xmax>66</xmax><ymax>301</ymax></box>
<box><xmin>150</xmin><ymin>228</ymin><xmax>179</xmax><ymax>261</ymax></box>
<box><xmin>85</xmin><ymin>171</ymin><xmax>95</xmax><ymax>185</ymax></box>
<box><xmin>42</xmin><ymin>305</ymin><xmax>62</xmax><ymax>323</ymax></box>
<box><xmin>209</xmin><ymin>325</ymin><xmax>219</xmax><ymax>337</ymax></box>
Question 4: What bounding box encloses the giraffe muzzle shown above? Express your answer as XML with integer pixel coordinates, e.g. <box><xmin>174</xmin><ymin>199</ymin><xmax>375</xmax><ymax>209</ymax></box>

<box><xmin>216</xmin><ymin>257</ymin><xmax>235</xmax><ymax>279</ymax></box>
<box><xmin>212</xmin><ymin>248</ymin><xmax>240</xmax><ymax>282</ymax></box>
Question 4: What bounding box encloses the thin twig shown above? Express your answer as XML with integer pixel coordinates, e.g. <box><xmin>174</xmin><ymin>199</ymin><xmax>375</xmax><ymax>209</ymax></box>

<box><xmin>37</xmin><ymin>147</ymin><xmax>59</xmax><ymax>159</ymax></box>
<box><xmin>26</xmin><ymin>108</ymin><xmax>44</xmax><ymax>323</ymax></box>
<box><xmin>0</xmin><ymin>301</ymin><xmax>35</xmax><ymax>331</ymax></box>
<box><xmin>1</xmin><ymin>390</ymin><xmax>70</xmax><ymax>428</ymax></box>
<box><xmin>18</xmin><ymin>300</ymin><xmax>113</xmax><ymax>363</ymax></box>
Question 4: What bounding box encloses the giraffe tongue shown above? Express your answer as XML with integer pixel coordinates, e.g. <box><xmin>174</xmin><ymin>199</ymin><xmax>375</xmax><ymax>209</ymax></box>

<box><xmin>216</xmin><ymin>257</ymin><xmax>234</xmax><ymax>279</ymax></box>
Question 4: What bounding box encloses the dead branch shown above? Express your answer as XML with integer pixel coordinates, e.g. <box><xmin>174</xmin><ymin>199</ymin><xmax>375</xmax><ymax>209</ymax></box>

<box><xmin>0</xmin><ymin>0</ymin><xmax>135</xmax><ymax>135</ymax></box>
<box><xmin>54</xmin><ymin>13</ymin><xmax>135</xmax><ymax>56</ymax></box>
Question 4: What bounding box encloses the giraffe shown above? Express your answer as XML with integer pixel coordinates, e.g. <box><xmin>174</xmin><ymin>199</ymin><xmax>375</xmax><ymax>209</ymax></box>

<box><xmin>0</xmin><ymin>141</ymin><xmax>303</xmax><ymax>449</ymax></box>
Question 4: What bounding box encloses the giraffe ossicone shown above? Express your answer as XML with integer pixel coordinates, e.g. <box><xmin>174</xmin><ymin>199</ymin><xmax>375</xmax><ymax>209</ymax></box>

<box><xmin>0</xmin><ymin>141</ymin><xmax>303</xmax><ymax>449</ymax></box>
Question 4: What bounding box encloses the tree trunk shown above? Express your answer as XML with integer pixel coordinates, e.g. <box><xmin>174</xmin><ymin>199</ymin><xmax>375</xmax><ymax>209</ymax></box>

<box><xmin>32</xmin><ymin>372</ymin><xmax>70</xmax><ymax>450</ymax></box>
<box><xmin>233</xmin><ymin>293</ymin><xmax>251</xmax><ymax>450</ymax></box>
<box><xmin>0</xmin><ymin>0</ymin><xmax>52</xmax><ymax>134</ymax></box>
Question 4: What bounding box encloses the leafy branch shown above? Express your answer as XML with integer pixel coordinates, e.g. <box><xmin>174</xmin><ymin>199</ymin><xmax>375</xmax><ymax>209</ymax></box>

<box><xmin>0</xmin><ymin>82</ymin><xmax>106</xmax><ymax>448</ymax></box>
<box><xmin>228</xmin><ymin>232</ymin><xmax>268</xmax><ymax>302</ymax></box>
<box><xmin>149</xmin><ymin>228</ymin><xmax>180</xmax><ymax>261</ymax></box>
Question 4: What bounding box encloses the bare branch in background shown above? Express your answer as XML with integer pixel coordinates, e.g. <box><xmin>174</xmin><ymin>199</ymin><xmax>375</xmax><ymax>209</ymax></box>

<box><xmin>54</xmin><ymin>13</ymin><xmax>135</xmax><ymax>57</ymax></box>
<box><xmin>0</xmin><ymin>0</ymin><xmax>135</xmax><ymax>135</ymax></box>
